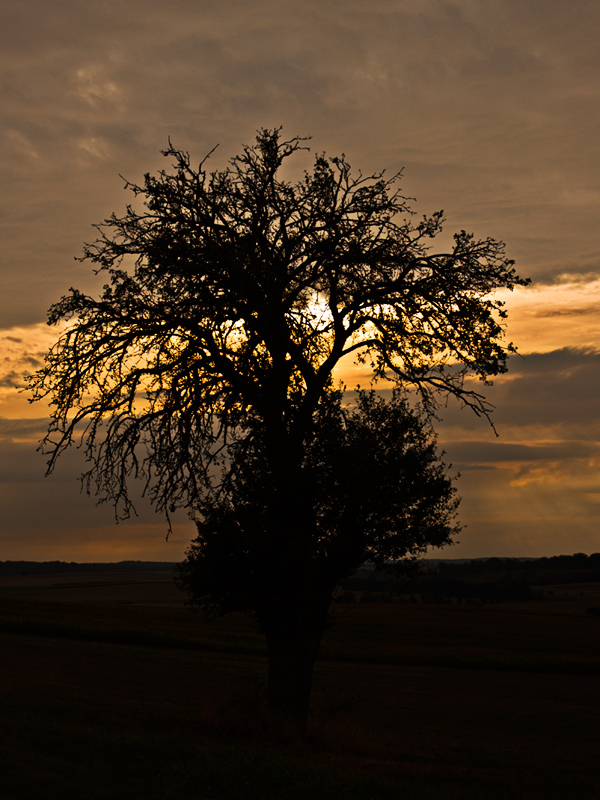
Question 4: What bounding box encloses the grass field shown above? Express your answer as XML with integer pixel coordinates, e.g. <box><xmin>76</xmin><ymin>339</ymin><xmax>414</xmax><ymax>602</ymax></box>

<box><xmin>1</xmin><ymin>571</ymin><xmax>599</xmax><ymax>799</ymax></box>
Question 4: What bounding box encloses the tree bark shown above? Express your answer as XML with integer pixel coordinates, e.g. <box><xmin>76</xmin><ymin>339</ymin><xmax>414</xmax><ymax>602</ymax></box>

<box><xmin>258</xmin><ymin>439</ymin><xmax>334</xmax><ymax>731</ymax></box>
<box><xmin>265</xmin><ymin>629</ymin><xmax>321</xmax><ymax>730</ymax></box>
<box><xmin>261</xmin><ymin>565</ymin><xmax>332</xmax><ymax>732</ymax></box>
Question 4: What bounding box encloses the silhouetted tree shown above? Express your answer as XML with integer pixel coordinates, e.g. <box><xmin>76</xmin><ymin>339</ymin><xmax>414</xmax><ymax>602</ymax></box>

<box><xmin>28</xmin><ymin>128</ymin><xmax>528</xmax><ymax>728</ymax></box>
<box><xmin>176</xmin><ymin>389</ymin><xmax>460</xmax><ymax>719</ymax></box>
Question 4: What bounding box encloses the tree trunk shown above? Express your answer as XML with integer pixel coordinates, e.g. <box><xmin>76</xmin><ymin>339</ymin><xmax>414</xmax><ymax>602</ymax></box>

<box><xmin>258</xmin><ymin>438</ymin><xmax>334</xmax><ymax>732</ymax></box>
<box><xmin>261</xmin><ymin>565</ymin><xmax>332</xmax><ymax>732</ymax></box>
<box><xmin>265</xmin><ymin>630</ymin><xmax>321</xmax><ymax>730</ymax></box>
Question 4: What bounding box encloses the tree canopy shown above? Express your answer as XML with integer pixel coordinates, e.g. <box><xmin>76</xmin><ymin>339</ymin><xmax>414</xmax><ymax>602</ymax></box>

<box><xmin>176</xmin><ymin>389</ymin><xmax>460</xmax><ymax>620</ymax></box>
<box><xmin>28</xmin><ymin>127</ymin><xmax>528</xmax><ymax>726</ymax></box>
<box><xmin>29</xmin><ymin>128</ymin><xmax>527</xmax><ymax>526</ymax></box>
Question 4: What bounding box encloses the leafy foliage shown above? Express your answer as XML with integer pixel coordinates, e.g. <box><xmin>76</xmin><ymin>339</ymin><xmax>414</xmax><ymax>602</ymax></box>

<box><xmin>28</xmin><ymin>128</ymin><xmax>527</xmax><ymax>525</ymax></box>
<box><xmin>28</xmin><ymin>127</ymin><xmax>528</xmax><ymax>724</ymax></box>
<box><xmin>176</xmin><ymin>390</ymin><xmax>460</xmax><ymax>619</ymax></box>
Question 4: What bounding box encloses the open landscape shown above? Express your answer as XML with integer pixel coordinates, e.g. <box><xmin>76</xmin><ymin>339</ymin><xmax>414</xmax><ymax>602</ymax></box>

<box><xmin>3</xmin><ymin>5</ymin><xmax>600</xmax><ymax>799</ymax></box>
<box><xmin>1</xmin><ymin>561</ymin><xmax>599</xmax><ymax>799</ymax></box>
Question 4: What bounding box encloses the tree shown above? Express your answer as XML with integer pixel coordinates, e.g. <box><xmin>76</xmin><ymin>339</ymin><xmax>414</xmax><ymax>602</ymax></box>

<box><xmin>176</xmin><ymin>388</ymin><xmax>460</xmax><ymax>721</ymax></box>
<box><xmin>28</xmin><ymin>127</ymin><xmax>528</xmax><ymax>728</ymax></box>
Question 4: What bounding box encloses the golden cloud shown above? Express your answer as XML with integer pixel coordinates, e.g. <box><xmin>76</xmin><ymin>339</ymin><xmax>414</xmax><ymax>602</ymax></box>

<box><xmin>496</xmin><ymin>276</ymin><xmax>600</xmax><ymax>354</ymax></box>
<box><xmin>0</xmin><ymin>323</ymin><xmax>64</xmax><ymax>419</ymax></box>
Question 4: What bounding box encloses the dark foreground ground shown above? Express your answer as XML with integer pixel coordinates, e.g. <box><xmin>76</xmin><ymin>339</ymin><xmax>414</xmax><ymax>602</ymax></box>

<box><xmin>0</xmin><ymin>571</ymin><xmax>599</xmax><ymax>799</ymax></box>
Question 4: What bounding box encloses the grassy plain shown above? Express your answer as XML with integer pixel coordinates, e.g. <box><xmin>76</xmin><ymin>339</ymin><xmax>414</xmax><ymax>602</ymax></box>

<box><xmin>1</xmin><ymin>571</ymin><xmax>599</xmax><ymax>799</ymax></box>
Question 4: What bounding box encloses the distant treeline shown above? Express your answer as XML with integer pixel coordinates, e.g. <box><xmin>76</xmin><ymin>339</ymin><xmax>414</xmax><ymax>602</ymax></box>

<box><xmin>3</xmin><ymin>553</ymin><xmax>600</xmax><ymax>606</ymax></box>
<box><xmin>340</xmin><ymin>571</ymin><xmax>533</xmax><ymax>604</ymax></box>
<box><xmin>337</xmin><ymin>553</ymin><xmax>600</xmax><ymax>605</ymax></box>
<box><xmin>435</xmin><ymin>553</ymin><xmax>600</xmax><ymax>575</ymax></box>
<box><xmin>0</xmin><ymin>561</ymin><xmax>177</xmax><ymax>575</ymax></box>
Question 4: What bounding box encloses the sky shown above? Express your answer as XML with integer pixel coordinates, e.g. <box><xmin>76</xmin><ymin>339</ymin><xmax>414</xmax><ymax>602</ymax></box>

<box><xmin>1</xmin><ymin>0</ymin><xmax>599</xmax><ymax>562</ymax></box>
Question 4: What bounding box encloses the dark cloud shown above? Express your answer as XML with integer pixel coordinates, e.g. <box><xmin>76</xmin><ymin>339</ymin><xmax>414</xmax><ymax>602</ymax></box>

<box><xmin>445</xmin><ymin>439</ymin><xmax>599</xmax><ymax>467</ymax></box>
<box><xmin>0</xmin><ymin>436</ymin><xmax>193</xmax><ymax>560</ymax></box>
<box><xmin>447</xmin><ymin>462</ymin><xmax>600</xmax><ymax>558</ymax></box>
<box><xmin>0</xmin><ymin>372</ymin><xmax>19</xmax><ymax>388</ymax></box>
<box><xmin>495</xmin><ymin>349</ymin><xmax>600</xmax><ymax>428</ymax></box>
<box><xmin>436</xmin><ymin>349</ymin><xmax>600</xmax><ymax>432</ymax></box>
<box><xmin>3</xmin><ymin>0</ymin><xmax>600</xmax><ymax>319</ymax></box>
<box><xmin>0</xmin><ymin>418</ymin><xmax>48</xmax><ymax>439</ymax></box>
<box><xmin>0</xmin><ymin>439</ymin><xmax>47</xmax><ymax>483</ymax></box>
<box><xmin>2</xmin><ymin>0</ymin><xmax>600</xmax><ymax>558</ymax></box>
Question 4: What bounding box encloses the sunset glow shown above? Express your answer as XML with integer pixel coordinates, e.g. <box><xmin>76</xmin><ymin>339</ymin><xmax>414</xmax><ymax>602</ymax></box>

<box><xmin>2</xmin><ymin>1</ymin><xmax>600</xmax><ymax>561</ymax></box>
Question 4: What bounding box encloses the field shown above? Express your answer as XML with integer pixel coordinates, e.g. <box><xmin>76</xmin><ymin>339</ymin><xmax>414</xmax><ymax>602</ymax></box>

<box><xmin>1</xmin><ymin>570</ymin><xmax>599</xmax><ymax>799</ymax></box>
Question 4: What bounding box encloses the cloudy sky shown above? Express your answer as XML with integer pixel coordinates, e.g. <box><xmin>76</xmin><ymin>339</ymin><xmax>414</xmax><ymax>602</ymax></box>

<box><xmin>2</xmin><ymin>0</ymin><xmax>599</xmax><ymax>561</ymax></box>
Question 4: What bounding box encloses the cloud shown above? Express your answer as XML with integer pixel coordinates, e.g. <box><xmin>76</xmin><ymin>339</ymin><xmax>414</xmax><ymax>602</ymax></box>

<box><xmin>497</xmin><ymin>278</ymin><xmax>600</xmax><ymax>354</ymax></box>
<box><xmin>0</xmin><ymin>324</ymin><xmax>68</xmax><ymax>418</ymax></box>
<box><xmin>447</xmin><ymin>462</ymin><xmax>600</xmax><ymax>558</ymax></box>
<box><xmin>446</xmin><ymin>439</ymin><xmax>599</xmax><ymax>466</ymax></box>
<box><xmin>74</xmin><ymin>63</ymin><xmax>121</xmax><ymax>106</ymax></box>
<box><xmin>76</xmin><ymin>137</ymin><xmax>112</xmax><ymax>161</ymax></box>
<box><xmin>0</xmin><ymin>418</ymin><xmax>48</xmax><ymax>442</ymax></box>
<box><xmin>0</xmin><ymin>434</ymin><xmax>194</xmax><ymax>560</ymax></box>
<box><xmin>2</xmin><ymin>0</ymin><xmax>600</xmax><ymax>559</ymax></box>
<box><xmin>433</xmin><ymin>348</ymin><xmax>600</xmax><ymax>434</ymax></box>
<box><xmin>0</xmin><ymin>438</ymin><xmax>47</xmax><ymax>483</ymax></box>
<box><xmin>495</xmin><ymin>349</ymin><xmax>600</xmax><ymax>428</ymax></box>
<box><xmin>418</xmin><ymin>343</ymin><xmax>600</xmax><ymax>556</ymax></box>
<box><xmin>0</xmin><ymin>434</ymin><xmax>134</xmax><ymax>559</ymax></box>
<box><xmin>0</xmin><ymin>371</ymin><xmax>20</xmax><ymax>389</ymax></box>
